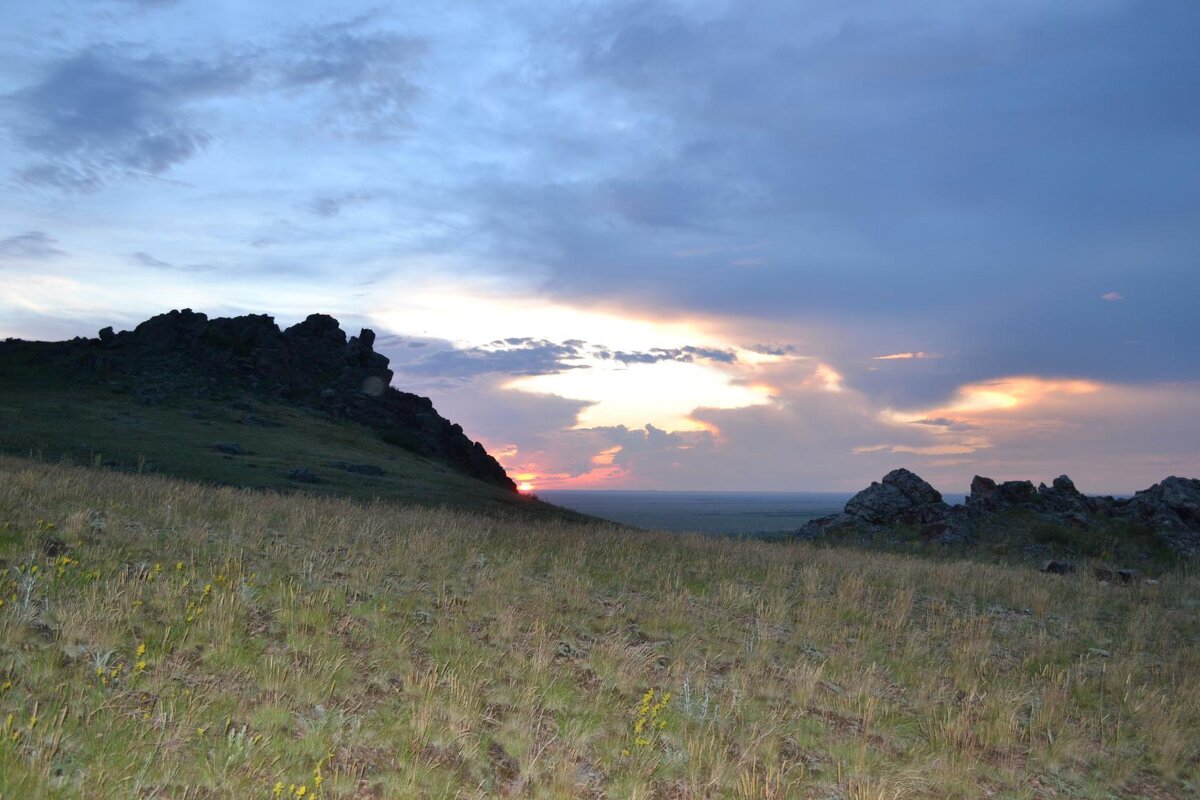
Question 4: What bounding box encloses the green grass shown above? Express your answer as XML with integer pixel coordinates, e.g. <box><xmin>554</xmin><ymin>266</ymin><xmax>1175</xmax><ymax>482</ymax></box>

<box><xmin>1</xmin><ymin>455</ymin><xmax>1197</xmax><ymax>798</ymax></box>
<box><xmin>0</xmin><ymin>380</ymin><xmax>581</xmax><ymax>523</ymax></box>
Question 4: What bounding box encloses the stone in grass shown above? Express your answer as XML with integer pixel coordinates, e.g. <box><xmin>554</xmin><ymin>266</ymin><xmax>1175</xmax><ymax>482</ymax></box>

<box><xmin>1094</xmin><ymin>566</ymin><xmax>1141</xmax><ymax>584</ymax></box>
<box><xmin>39</xmin><ymin>532</ymin><xmax>68</xmax><ymax>557</ymax></box>
<box><xmin>213</xmin><ymin>442</ymin><xmax>245</xmax><ymax>455</ymax></box>
<box><xmin>287</xmin><ymin>466</ymin><xmax>321</xmax><ymax>484</ymax></box>
<box><xmin>328</xmin><ymin>461</ymin><xmax>386</xmax><ymax>477</ymax></box>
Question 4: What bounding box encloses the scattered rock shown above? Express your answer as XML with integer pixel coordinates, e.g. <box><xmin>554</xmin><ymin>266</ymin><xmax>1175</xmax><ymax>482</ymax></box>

<box><xmin>1093</xmin><ymin>566</ymin><xmax>1141</xmax><ymax>584</ymax></box>
<box><xmin>213</xmin><ymin>442</ymin><xmax>245</xmax><ymax>455</ymax></box>
<box><xmin>1040</xmin><ymin>560</ymin><xmax>1075</xmax><ymax>575</ymax></box>
<box><xmin>286</xmin><ymin>467</ymin><xmax>320</xmax><ymax>484</ymax></box>
<box><xmin>240</xmin><ymin>414</ymin><xmax>282</xmax><ymax>428</ymax></box>
<box><xmin>39</xmin><ymin>533</ymin><xmax>68</xmax><ymax>557</ymax></box>
<box><xmin>328</xmin><ymin>461</ymin><xmax>385</xmax><ymax>477</ymax></box>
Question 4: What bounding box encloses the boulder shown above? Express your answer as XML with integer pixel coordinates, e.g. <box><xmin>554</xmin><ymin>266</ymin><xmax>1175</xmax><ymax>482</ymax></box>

<box><xmin>843</xmin><ymin>468</ymin><xmax>946</xmax><ymax>525</ymax></box>
<box><xmin>797</xmin><ymin>468</ymin><xmax>951</xmax><ymax>538</ymax></box>
<box><xmin>1120</xmin><ymin>477</ymin><xmax>1200</xmax><ymax>556</ymax></box>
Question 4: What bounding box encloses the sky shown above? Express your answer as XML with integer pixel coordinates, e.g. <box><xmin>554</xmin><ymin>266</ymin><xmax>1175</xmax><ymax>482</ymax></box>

<box><xmin>1</xmin><ymin>0</ymin><xmax>1198</xmax><ymax>494</ymax></box>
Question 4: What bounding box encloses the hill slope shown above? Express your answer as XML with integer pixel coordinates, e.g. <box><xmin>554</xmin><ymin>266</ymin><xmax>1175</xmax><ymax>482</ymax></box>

<box><xmin>1</xmin><ymin>457</ymin><xmax>1197</xmax><ymax>798</ymax></box>
<box><xmin>0</xmin><ymin>310</ymin><xmax>578</xmax><ymax>521</ymax></box>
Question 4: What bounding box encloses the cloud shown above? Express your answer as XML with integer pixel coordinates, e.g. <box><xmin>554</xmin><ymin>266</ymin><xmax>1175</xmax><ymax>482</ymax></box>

<box><xmin>392</xmin><ymin>338</ymin><xmax>585</xmax><ymax>380</ymax></box>
<box><xmin>1101</xmin><ymin>291</ymin><xmax>1124</xmax><ymax>302</ymax></box>
<box><xmin>131</xmin><ymin>251</ymin><xmax>172</xmax><ymax>269</ymax></box>
<box><xmin>873</xmin><ymin>352</ymin><xmax>935</xmax><ymax>360</ymax></box>
<box><xmin>130</xmin><ymin>251</ymin><xmax>214</xmax><ymax>272</ymax></box>
<box><xmin>278</xmin><ymin>17</ymin><xmax>426</xmax><ymax>137</ymax></box>
<box><xmin>0</xmin><ymin>231</ymin><xmax>64</xmax><ymax>260</ymax></box>
<box><xmin>4</xmin><ymin>16</ymin><xmax>426</xmax><ymax>190</ymax></box>
<box><xmin>305</xmin><ymin>191</ymin><xmax>378</xmax><ymax>218</ymax></box>
<box><xmin>7</xmin><ymin>46</ymin><xmax>248</xmax><ymax>189</ymax></box>
<box><xmin>598</xmin><ymin>345</ymin><xmax>737</xmax><ymax>365</ymax></box>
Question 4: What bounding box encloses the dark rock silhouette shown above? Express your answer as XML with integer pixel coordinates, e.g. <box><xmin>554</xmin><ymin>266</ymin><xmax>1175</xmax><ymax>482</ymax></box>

<box><xmin>1121</xmin><ymin>477</ymin><xmax>1200</xmax><ymax>554</ymax></box>
<box><xmin>6</xmin><ymin>309</ymin><xmax>515</xmax><ymax>491</ymax></box>
<box><xmin>798</xmin><ymin>468</ymin><xmax>1200</xmax><ymax>557</ymax></box>
<box><xmin>842</xmin><ymin>468</ymin><xmax>947</xmax><ymax>526</ymax></box>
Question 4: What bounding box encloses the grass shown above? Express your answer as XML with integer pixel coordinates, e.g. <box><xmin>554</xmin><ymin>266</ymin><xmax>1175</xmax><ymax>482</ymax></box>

<box><xmin>0</xmin><ymin>454</ymin><xmax>1198</xmax><ymax>798</ymax></box>
<box><xmin>805</xmin><ymin>511</ymin><xmax>1181</xmax><ymax>575</ymax></box>
<box><xmin>0</xmin><ymin>380</ymin><xmax>582</xmax><ymax>523</ymax></box>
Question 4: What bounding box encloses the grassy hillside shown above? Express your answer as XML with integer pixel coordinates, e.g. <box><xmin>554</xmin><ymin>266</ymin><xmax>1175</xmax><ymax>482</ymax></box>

<box><xmin>0</xmin><ymin>380</ymin><xmax>579</xmax><ymax>522</ymax></box>
<box><xmin>1</xmin><ymin>456</ymin><xmax>1197</xmax><ymax>798</ymax></box>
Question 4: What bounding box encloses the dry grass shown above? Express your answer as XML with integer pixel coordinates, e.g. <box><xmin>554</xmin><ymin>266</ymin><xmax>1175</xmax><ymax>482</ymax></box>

<box><xmin>0</xmin><ymin>454</ymin><xmax>1197</xmax><ymax>798</ymax></box>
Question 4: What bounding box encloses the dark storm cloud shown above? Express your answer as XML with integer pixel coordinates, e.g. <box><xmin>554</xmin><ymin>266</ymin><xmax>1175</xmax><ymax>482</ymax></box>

<box><xmin>597</xmin><ymin>346</ymin><xmax>737</xmax><ymax>365</ymax></box>
<box><xmin>394</xmin><ymin>339</ymin><xmax>585</xmax><ymax>380</ymax></box>
<box><xmin>446</xmin><ymin>1</ymin><xmax>1200</xmax><ymax>390</ymax></box>
<box><xmin>0</xmin><ymin>231</ymin><xmax>64</xmax><ymax>260</ymax></box>
<box><xmin>7</xmin><ymin>46</ymin><xmax>249</xmax><ymax>190</ymax></box>
<box><xmin>3</xmin><ymin>15</ymin><xmax>426</xmax><ymax>190</ymax></box>
<box><xmin>389</xmin><ymin>336</ymin><xmax>738</xmax><ymax>379</ymax></box>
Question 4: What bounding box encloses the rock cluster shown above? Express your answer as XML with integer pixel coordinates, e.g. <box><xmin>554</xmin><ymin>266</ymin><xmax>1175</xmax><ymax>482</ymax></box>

<box><xmin>798</xmin><ymin>468</ymin><xmax>1200</xmax><ymax>557</ymax></box>
<box><xmin>17</xmin><ymin>309</ymin><xmax>515</xmax><ymax>491</ymax></box>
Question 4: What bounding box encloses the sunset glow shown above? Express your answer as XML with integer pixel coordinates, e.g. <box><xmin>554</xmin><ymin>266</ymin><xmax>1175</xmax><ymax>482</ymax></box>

<box><xmin>888</xmin><ymin>377</ymin><xmax>1104</xmax><ymax>423</ymax></box>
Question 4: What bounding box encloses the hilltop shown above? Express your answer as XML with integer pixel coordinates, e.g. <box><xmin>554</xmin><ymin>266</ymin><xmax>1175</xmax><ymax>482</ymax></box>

<box><xmin>0</xmin><ymin>310</ymin><xmax>579</xmax><ymax>521</ymax></box>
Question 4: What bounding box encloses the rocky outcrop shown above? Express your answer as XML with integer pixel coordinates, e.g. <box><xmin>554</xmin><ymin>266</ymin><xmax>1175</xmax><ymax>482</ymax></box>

<box><xmin>798</xmin><ymin>469</ymin><xmax>962</xmax><ymax>541</ymax></box>
<box><xmin>798</xmin><ymin>468</ymin><xmax>1200</xmax><ymax>557</ymax></box>
<box><xmin>5</xmin><ymin>309</ymin><xmax>515</xmax><ymax>491</ymax></box>
<box><xmin>1120</xmin><ymin>477</ymin><xmax>1200</xmax><ymax>556</ymax></box>
<box><xmin>843</xmin><ymin>468</ymin><xmax>947</xmax><ymax>525</ymax></box>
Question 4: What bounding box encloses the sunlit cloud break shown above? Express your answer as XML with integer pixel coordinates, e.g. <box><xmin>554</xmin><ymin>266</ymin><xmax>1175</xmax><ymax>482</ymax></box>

<box><xmin>872</xmin><ymin>352</ymin><xmax>935</xmax><ymax>360</ymax></box>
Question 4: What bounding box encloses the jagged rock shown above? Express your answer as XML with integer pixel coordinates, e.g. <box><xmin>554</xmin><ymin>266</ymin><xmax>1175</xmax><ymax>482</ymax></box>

<box><xmin>843</xmin><ymin>468</ymin><xmax>946</xmax><ymax>525</ymax></box>
<box><xmin>1121</xmin><ymin>477</ymin><xmax>1200</xmax><ymax>556</ymax></box>
<box><xmin>797</xmin><ymin>468</ymin><xmax>953</xmax><ymax>539</ymax></box>
<box><xmin>966</xmin><ymin>476</ymin><xmax>1040</xmax><ymax>510</ymax></box>
<box><xmin>798</xmin><ymin>468</ymin><xmax>1200</xmax><ymax>558</ymax></box>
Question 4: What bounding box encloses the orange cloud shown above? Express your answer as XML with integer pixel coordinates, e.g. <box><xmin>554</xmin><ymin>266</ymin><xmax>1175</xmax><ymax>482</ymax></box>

<box><xmin>889</xmin><ymin>376</ymin><xmax>1102</xmax><ymax>423</ymax></box>
<box><xmin>591</xmin><ymin>446</ymin><xmax>622</xmax><ymax>466</ymax></box>
<box><xmin>865</xmin><ymin>376</ymin><xmax>1107</xmax><ymax>459</ymax></box>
